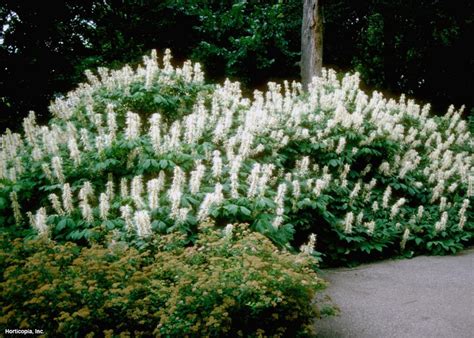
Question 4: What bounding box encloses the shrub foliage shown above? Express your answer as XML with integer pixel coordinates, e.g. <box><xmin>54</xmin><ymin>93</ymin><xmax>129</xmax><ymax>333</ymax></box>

<box><xmin>0</xmin><ymin>222</ymin><xmax>325</xmax><ymax>337</ymax></box>
<box><xmin>0</xmin><ymin>50</ymin><xmax>472</xmax><ymax>266</ymax></box>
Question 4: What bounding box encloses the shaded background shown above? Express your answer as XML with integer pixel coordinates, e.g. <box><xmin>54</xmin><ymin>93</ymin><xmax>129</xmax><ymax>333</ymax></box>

<box><xmin>1</xmin><ymin>0</ymin><xmax>472</xmax><ymax>132</ymax></box>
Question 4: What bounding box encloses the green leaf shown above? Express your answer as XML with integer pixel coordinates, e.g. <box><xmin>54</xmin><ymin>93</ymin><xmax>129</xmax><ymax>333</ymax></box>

<box><xmin>240</xmin><ymin>206</ymin><xmax>251</xmax><ymax>216</ymax></box>
<box><xmin>57</xmin><ymin>219</ymin><xmax>67</xmax><ymax>231</ymax></box>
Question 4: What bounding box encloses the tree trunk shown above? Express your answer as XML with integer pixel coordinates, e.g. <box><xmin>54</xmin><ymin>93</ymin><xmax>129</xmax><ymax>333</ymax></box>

<box><xmin>301</xmin><ymin>0</ymin><xmax>323</xmax><ymax>89</ymax></box>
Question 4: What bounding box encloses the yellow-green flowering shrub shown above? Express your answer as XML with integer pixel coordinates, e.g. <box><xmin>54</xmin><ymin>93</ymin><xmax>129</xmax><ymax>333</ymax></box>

<box><xmin>0</xmin><ymin>222</ymin><xmax>326</xmax><ymax>337</ymax></box>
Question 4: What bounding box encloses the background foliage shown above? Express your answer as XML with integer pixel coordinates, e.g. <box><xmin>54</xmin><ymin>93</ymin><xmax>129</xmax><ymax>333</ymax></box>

<box><xmin>1</xmin><ymin>0</ymin><xmax>472</xmax><ymax>131</ymax></box>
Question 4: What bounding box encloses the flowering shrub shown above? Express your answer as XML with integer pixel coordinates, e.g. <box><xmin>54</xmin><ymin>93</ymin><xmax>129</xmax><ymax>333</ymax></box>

<box><xmin>0</xmin><ymin>222</ymin><xmax>326</xmax><ymax>337</ymax></box>
<box><xmin>0</xmin><ymin>49</ymin><xmax>472</xmax><ymax>265</ymax></box>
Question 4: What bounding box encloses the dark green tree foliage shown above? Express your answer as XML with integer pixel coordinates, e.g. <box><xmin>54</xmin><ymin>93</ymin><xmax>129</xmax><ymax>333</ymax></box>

<box><xmin>0</xmin><ymin>1</ymin><xmax>302</xmax><ymax>131</ymax></box>
<box><xmin>0</xmin><ymin>0</ymin><xmax>200</xmax><ymax>131</ymax></box>
<box><xmin>180</xmin><ymin>1</ymin><xmax>301</xmax><ymax>88</ymax></box>
<box><xmin>0</xmin><ymin>1</ymin><xmax>94</xmax><ymax>129</ymax></box>
<box><xmin>325</xmin><ymin>0</ymin><xmax>473</xmax><ymax>115</ymax></box>
<box><xmin>0</xmin><ymin>0</ymin><xmax>472</xmax><ymax>132</ymax></box>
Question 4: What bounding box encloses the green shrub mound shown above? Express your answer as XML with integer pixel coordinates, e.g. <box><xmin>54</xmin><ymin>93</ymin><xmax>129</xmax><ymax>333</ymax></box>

<box><xmin>0</xmin><ymin>49</ymin><xmax>472</xmax><ymax>265</ymax></box>
<box><xmin>0</xmin><ymin>222</ymin><xmax>325</xmax><ymax>337</ymax></box>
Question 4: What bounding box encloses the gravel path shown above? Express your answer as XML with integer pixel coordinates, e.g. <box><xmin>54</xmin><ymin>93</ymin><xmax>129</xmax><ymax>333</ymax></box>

<box><xmin>315</xmin><ymin>248</ymin><xmax>474</xmax><ymax>338</ymax></box>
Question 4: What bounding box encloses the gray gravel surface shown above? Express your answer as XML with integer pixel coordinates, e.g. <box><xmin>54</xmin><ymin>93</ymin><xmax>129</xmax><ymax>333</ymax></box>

<box><xmin>315</xmin><ymin>248</ymin><xmax>474</xmax><ymax>338</ymax></box>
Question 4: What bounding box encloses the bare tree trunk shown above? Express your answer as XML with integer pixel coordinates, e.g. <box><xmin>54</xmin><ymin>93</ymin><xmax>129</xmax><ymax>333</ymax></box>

<box><xmin>301</xmin><ymin>0</ymin><xmax>323</xmax><ymax>89</ymax></box>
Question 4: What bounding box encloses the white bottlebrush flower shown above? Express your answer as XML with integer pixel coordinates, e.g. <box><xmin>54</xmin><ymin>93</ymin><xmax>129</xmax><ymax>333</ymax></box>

<box><xmin>93</xmin><ymin>113</ymin><xmax>104</xmax><ymax>135</ymax></box>
<box><xmin>147</xmin><ymin>178</ymin><xmax>162</xmax><ymax>210</ymax></box>
<box><xmin>22</xmin><ymin>111</ymin><xmax>37</xmax><ymax>145</ymax></box>
<box><xmin>68</xmin><ymin>137</ymin><xmax>81</xmax><ymax>165</ymax></box>
<box><xmin>335</xmin><ymin>137</ymin><xmax>346</xmax><ymax>154</ymax></box>
<box><xmin>339</xmin><ymin>164</ymin><xmax>350</xmax><ymax>188</ymax></box>
<box><xmin>296</xmin><ymin>156</ymin><xmax>310</xmax><ymax>176</ymax></box>
<box><xmin>212</xmin><ymin>150</ymin><xmax>223</xmax><ymax>178</ymax></box>
<box><xmin>79</xmin><ymin>181</ymin><xmax>94</xmax><ymax>202</ymax></box>
<box><xmin>382</xmin><ymin>186</ymin><xmax>392</xmax><ymax>209</ymax></box>
<box><xmin>459</xmin><ymin>215</ymin><xmax>467</xmax><ymax>230</ymax></box>
<box><xmin>41</xmin><ymin>163</ymin><xmax>53</xmax><ymax>181</ymax></box>
<box><xmin>48</xmin><ymin>193</ymin><xmax>64</xmax><ymax>216</ymax></box>
<box><xmin>197</xmin><ymin>183</ymin><xmax>224</xmax><ymax>221</ymax></box>
<box><xmin>230</xmin><ymin>172</ymin><xmax>240</xmax><ymax>198</ymax></box>
<box><xmin>430</xmin><ymin>179</ymin><xmax>445</xmax><ymax>203</ymax></box>
<box><xmin>79</xmin><ymin>201</ymin><xmax>94</xmax><ymax>223</ymax></box>
<box><xmin>361</xmin><ymin>164</ymin><xmax>372</xmax><ymax>176</ymax></box>
<box><xmin>10</xmin><ymin>191</ymin><xmax>23</xmax><ymax>224</ymax></box>
<box><xmin>190</xmin><ymin>163</ymin><xmax>206</xmax><ymax>194</ymax></box>
<box><xmin>32</xmin><ymin>207</ymin><xmax>48</xmax><ymax>236</ymax></box>
<box><xmin>367</xmin><ymin>178</ymin><xmax>377</xmax><ymax>192</ymax></box>
<box><xmin>197</xmin><ymin>193</ymin><xmax>214</xmax><ymax>221</ymax></box>
<box><xmin>223</xmin><ymin>224</ymin><xmax>234</xmax><ymax>238</ymax></box>
<box><xmin>80</xmin><ymin>128</ymin><xmax>92</xmax><ymax>151</ymax></box>
<box><xmin>292</xmin><ymin>180</ymin><xmax>301</xmax><ymax>199</ymax></box>
<box><xmin>349</xmin><ymin>182</ymin><xmax>362</xmax><ymax>200</ymax></box>
<box><xmin>125</xmin><ymin>111</ymin><xmax>141</xmax><ymax>140</ymax></box>
<box><xmin>134</xmin><ymin>210</ymin><xmax>152</xmax><ymax>237</ymax></box>
<box><xmin>238</xmin><ymin>130</ymin><xmax>254</xmax><ymax>159</ymax></box>
<box><xmin>274</xmin><ymin>183</ymin><xmax>287</xmax><ymax>209</ymax></box>
<box><xmin>258</xmin><ymin>164</ymin><xmax>275</xmax><ymax>196</ymax></box>
<box><xmin>400</xmin><ymin>228</ymin><xmax>410</xmax><ymax>250</ymax></box>
<box><xmin>102</xmin><ymin>177</ymin><xmax>113</xmax><ymax>202</ymax></box>
<box><xmin>43</xmin><ymin>128</ymin><xmax>59</xmax><ymax>155</ymax></box>
<box><xmin>120</xmin><ymin>178</ymin><xmax>129</xmax><ymax>198</ymax></box>
<box><xmin>149</xmin><ymin>113</ymin><xmax>162</xmax><ymax>153</ymax></box>
<box><xmin>357</xmin><ymin>211</ymin><xmax>364</xmax><ymax>224</ymax></box>
<box><xmin>95</xmin><ymin>135</ymin><xmax>106</xmax><ymax>153</ymax></box>
<box><xmin>313</xmin><ymin>178</ymin><xmax>328</xmax><ymax>197</ymax></box>
<box><xmin>372</xmin><ymin>201</ymin><xmax>379</xmax><ymax>212</ymax></box>
<box><xmin>13</xmin><ymin>157</ymin><xmax>23</xmax><ymax>176</ymax></box>
<box><xmin>399</xmin><ymin>161</ymin><xmax>414</xmax><ymax>179</ymax></box>
<box><xmin>131</xmin><ymin>175</ymin><xmax>144</xmax><ymax>208</ymax></box>
<box><xmin>458</xmin><ymin>199</ymin><xmax>470</xmax><ymax>230</ymax></box>
<box><xmin>177</xmin><ymin>207</ymin><xmax>190</xmax><ymax>224</ymax></box>
<box><xmin>51</xmin><ymin>156</ymin><xmax>65</xmax><ymax>183</ymax></box>
<box><xmin>435</xmin><ymin>212</ymin><xmax>448</xmax><ymax>232</ymax></box>
<box><xmin>99</xmin><ymin>193</ymin><xmax>110</xmax><ymax>220</ymax></box>
<box><xmin>247</xmin><ymin>163</ymin><xmax>261</xmax><ymax>198</ymax></box>
<box><xmin>343</xmin><ymin>212</ymin><xmax>354</xmax><ymax>234</ymax></box>
<box><xmin>144</xmin><ymin>52</ymin><xmax>158</xmax><ymax>88</ymax></box>
<box><xmin>168</xmin><ymin>166</ymin><xmax>185</xmax><ymax>218</ymax></box>
<box><xmin>120</xmin><ymin>205</ymin><xmax>133</xmax><ymax>231</ymax></box>
<box><xmin>379</xmin><ymin>162</ymin><xmax>391</xmax><ymax>176</ymax></box>
<box><xmin>414</xmin><ymin>181</ymin><xmax>423</xmax><ymax>189</ymax></box>
<box><xmin>62</xmin><ymin>183</ymin><xmax>74</xmax><ymax>214</ymax></box>
<box><xmin>272</xmin><ymin>215</ymin><xmax>284</xmax><ymax>229</ymax></box>
<box><xmin>300</xmin><ymin>233</ymin><xmax>317</xmax><ymax>255</ymax></box>
<box><xmin>32</xmin><ymin>147</ymin><xmax>43</xmax><ymax>161</ymax></box>
<box><xmin>107</xmin><ymin>105</ymin><xmax>118</xmax><ymax>140</ymax></box>
<box><xmin>417</xmin><ymin>205</ymin><xmax>424</xmax><ymax>221</ymax></box>
<box><xmin>439</xmin><ymin>197</ymin><xmax>447</xmax><ymax>212</ymax></box>
<box><xmin>213</xmin><ymin>183</ymin><xmax>224</xmax><ymax>205</ymax></box>
<box><xmin>447</xmin><ymin>183</ymin><xmax>458</xmax><ymax>193</ymax></box>
<box><xmin>364</xmin><ymin>221</ymin><xmax>376</xmax><ymax>235</ymax></box>
<box><xmin>390</xmin><ymin>198</ymin><xmax>406</xmax><ymax>219</ymax></box>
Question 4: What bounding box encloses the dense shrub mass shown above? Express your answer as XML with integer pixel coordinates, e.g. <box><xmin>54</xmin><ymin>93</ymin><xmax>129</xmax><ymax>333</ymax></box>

<box><xmin>0</xmin><ymin>222</ymin><xmax>325</xmax><ymax>337</ymax></box>
<box><xmin>0</xmin><ymin>50</ymin><xmax>472</xmax><ymax>266</ymax></box>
